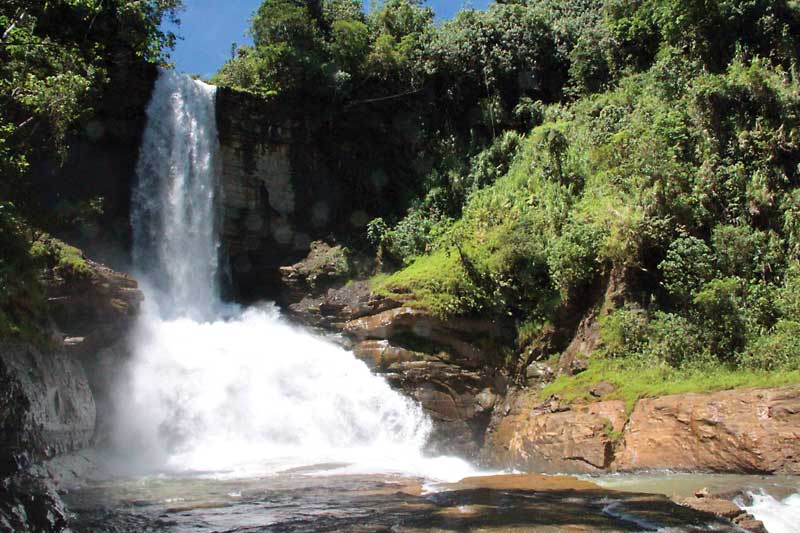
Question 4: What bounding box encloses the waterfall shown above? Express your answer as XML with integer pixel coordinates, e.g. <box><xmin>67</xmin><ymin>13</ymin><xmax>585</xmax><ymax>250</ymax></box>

<box><xmin>114</xmin><ymin>69</ymin><xmax>475</xmax><ymax>481</ymax></box>
<box><xmin>132</xmin><ymin>69</ymin><xmax>221</xmax><ymax>320</ymax></box>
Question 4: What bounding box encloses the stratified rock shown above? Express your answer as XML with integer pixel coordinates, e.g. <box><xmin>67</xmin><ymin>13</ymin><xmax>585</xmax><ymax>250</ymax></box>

<box><xmin>679</xmin><ymin>497</ymin><xmax>767</xmax><ymax>533</ymax></box>
<box><xmin>352</xmin><ymin>340</ymin><xmax>429</xmax><ymax>370</ymax></box>
<box><xmin>483</xmin><ymin>393</ymin><xmax>626</xmax><ymax>473</ymax></box>
<box><xmin>344</xmin><ymin>306</ymin><xmax>509</xmax><ymax>368</ymax></box>
<box><xmin>733</xmin><ymin>515</ymin><xmax>768</xmax><ymax>533</ymax></box>
<box><xmin>385</xmin><ymin>359</ymin><xmax>503</xmax><ymax>457</ymax></box>
<box><xmin>286</xmin><ymin>278</ymin><xmax>403</xmax><ymax>329</ymax></box>
<box><xmin>679</xmin><ymin>497</ymin><xmax>742</xmax><ymax>519</ymax></box>
<box><xmin>615</xmin><ymin>386</ymin><xmax>800</xmax><ymax>474</ymax></box>
<box><xmin>0</xmin><ymin>342</ymin><xmax>95</xmax><ymax>469</ymax></box>
<box><xmin>40</xmin><ymin>258</ymin><xmax>142</xmax><ymax>356</ymax></box>
<box><xmin>484</xmin><ymin>386</ymin><xmax>800</xmax><ymax>475</ymax></box>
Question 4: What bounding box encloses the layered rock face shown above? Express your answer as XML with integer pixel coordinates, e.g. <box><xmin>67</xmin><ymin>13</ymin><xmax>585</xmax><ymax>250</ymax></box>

<box><xmin>278</xmin><ymin>245</ymin><xmax>800</xmax><ymax>475</ymax></box>
<box><xmin>216</xmin><ymin>88</ymin><xmax>341</xmax><ymax>300</ymax></box>
<box><xmin>0</xmin><ymin>258</ymin><xmax>143</xmax><ymax>531</ymax></box>
<box><xmin>280</xmin><ymin>250</ymin><xmax>511</xmax><ymax>457</ymax></box>
<box><xmin>485</xmin><ymin>386</ymin><xmax>800</xmax><ymax>475</ymax></box>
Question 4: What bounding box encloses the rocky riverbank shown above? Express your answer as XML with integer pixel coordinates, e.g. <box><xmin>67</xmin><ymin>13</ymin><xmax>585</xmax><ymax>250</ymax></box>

<box><xmin>0</xmin><ymin>256</ymin><xmax>142</xmax><ymax>531</ymax></box>
<box><xmin>278</xmin><ymin>241</ymin><xmax>800</xmax><ymax>481</ymax></box>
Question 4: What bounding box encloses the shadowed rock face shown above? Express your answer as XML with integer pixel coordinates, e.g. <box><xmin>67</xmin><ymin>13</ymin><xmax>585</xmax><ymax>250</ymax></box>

<box><xmin>1</xmin><ymin>258</ymin><xmax>144</xmax><ymax>532</ymax></box>
<box><xmin>0</xmin><ymin>342</ymin><xmax>95</xmax><ymax>471</ymax></box>
<box><xmin>281</xmin><ymin>274</ymin><xmax>512</xmax><ymax>458</ymax></box>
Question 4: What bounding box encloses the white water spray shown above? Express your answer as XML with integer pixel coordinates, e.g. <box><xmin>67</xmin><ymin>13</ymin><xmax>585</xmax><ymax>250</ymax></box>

<box><xmin>115</xmin><ymin>69</ymin><xmax>477</xmax><ymax>482</ymax></box>
<box><xmin>132</xmin><ymin>69</ymin><xmax>220</xmax><ymax>320</ymax></box>
<box><xmin>737</xmin><ymin>491</ymin><xmax>800</xmax><ymax>533</ymax></box>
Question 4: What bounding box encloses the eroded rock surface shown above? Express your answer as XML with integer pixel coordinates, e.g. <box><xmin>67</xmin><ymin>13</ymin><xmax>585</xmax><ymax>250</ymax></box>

<box><xmin>484</xmin><ymin>392</ymin><xmax>626</xmax><ymax>473</ymax></box>
<box><xmin>615</xmin><ymin>386</ymin><xmax>800</xmax><ymax>474</ymax></box>
<box><xmin>279</xmin><ymin>268</ymin><xmax>511</xmax><ymax>457</ymax></box>
<box><xmin>1</xmin><ymin>257</ymin><xmax>144</xmax><ymax>532</ymax></box>
<box><xmin>484</xmin><ymin>386</ymin><xmax>800</xmax><ymax>475</ymax></box>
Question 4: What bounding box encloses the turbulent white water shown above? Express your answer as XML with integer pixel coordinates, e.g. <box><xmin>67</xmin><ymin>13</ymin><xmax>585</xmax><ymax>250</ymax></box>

<box><xmin>131</xmin><ymin>69</ymin><xmax>221</xmax><ymax>320</ymax></box>
<box><xmin>737</xmin><ymin>491</ymin><xmax>800</xmax><ymax>533</ymax></box>
<box><xmin>115</xmin><ymin>69</ymin><xmax>477</xmax><ymax>483</ymax></box>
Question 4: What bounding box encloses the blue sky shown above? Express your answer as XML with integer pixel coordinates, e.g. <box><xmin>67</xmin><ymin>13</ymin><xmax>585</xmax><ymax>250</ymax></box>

<box><xmin>165</xmin><ymin>0</ymin><xmax>492</xmax><ymax>77</ymax></box>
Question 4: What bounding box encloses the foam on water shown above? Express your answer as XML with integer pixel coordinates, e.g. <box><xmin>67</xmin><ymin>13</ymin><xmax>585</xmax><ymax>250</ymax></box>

<box><xmin>736</xmin><ymin>491</ymin><xmax>800</xmax><ymax>533</ymax></box>
<box><xmin>112</xmin><ymin>68</ymin><xmax>481</xmax><ymax>484</ymax></box>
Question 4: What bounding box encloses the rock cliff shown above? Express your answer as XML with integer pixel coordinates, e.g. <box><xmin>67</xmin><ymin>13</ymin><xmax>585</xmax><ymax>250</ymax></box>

<box><xmin>484</xmin><ymin>386</ymin><xmax>800</xmax><ymax>475</ymax></box>
<box><xmin>278</xmin><ymin>243</ymin><xmax>800</xmax><ymax>477</ymax></box>
<box><xmin>0</xmin><ymin>256</ymin><xmax>143</xmax><ymax>531</ymax></box>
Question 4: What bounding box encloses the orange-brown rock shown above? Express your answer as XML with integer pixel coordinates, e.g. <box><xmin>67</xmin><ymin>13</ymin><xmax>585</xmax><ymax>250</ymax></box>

<box><xmin>679</xmin><ymin>497</ymin><xmax>742</xmax><ymax>519</ymax></box>
<box><xmin>615</xmin><ymin>386</ymin><xmax>800</xmax><ymax>474</ymax></box>
<box><xmin>679</xmin><ymin>498</ymin><xmax>767</xmax><ymax>533</ymax></box>
<box><xmin>484</xmin><ymin>393</ymin><xmax>627</xmax><ymax>473</ymax></box>
<box><xmin>343</xmin><ymin>306</ymin><xmax>509</xmax><ymax>368</ymax></box>
<box><xmin>483</xmin><ymin>386</ymin><xmax>800</xmax><ymax>475</ymax></box>
<box><xmin>351</xmin><ymin>340</ymin><xmax>429</xmax><ymax>370</ymax></box>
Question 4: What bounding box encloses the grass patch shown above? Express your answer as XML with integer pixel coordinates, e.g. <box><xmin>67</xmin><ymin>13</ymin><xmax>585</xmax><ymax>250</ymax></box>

<box><xmin>541</xmin><ymin>356</ymin><xmax>800</xmax><ymax>413</ymax></box>
<box><xmin>371</xmin><ymin>248</ymin><xmax>472</xmax><ymax>316</ymax></box>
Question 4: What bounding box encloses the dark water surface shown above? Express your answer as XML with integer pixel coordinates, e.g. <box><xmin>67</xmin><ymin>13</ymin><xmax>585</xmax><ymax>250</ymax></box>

<box><xmin>60</xmin><ymin>467</ymin><xmax>747</xmax><ymax>532</ymax></box>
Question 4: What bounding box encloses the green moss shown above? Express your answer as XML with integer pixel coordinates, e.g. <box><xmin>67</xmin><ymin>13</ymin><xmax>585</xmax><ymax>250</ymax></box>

<box><xmin>30</xmin><ymin>235</ymin><xmax>90</xmax><ymax>277</ymax></box>
<box><xmin>541</xmin><ymin>356</ymin><xmax>800</xmax><ymax>413</ymax></box>
<box><xmin>602</xmin><ymin>419</ymin><xmax>623</xmax><ymax>442</ymax></box>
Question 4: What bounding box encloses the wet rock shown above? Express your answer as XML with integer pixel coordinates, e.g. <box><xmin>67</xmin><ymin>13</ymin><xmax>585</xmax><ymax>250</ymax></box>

<box><xmin>733</xmin><ymin>515</ymin><xmax>768</xmax><ymax>533</ymax></box>
<box><xmin>525</xmin><ymin>362</ymin><xmax>553</xmax><ymax>382</ymax></box>
<box><xmin>679</xmin><ymin>497</ymin><xmax>767</xmax><ymax>533</ymax></box>
<box><xmin>0</xmin><ymin>342</ymin><xmax>95</xmax><ymax>467</ymax></box>
<box><xmin>0</xmin><ymin>474</ymin><xmax>68</xmax><ymax>533</ymax></box>
<box><xmin>387</xmin><ymin>360</ymin><xmax>503</xmax><ymax>457</ymax></box>
<box><xmin>615</xmin><ymin>386</ymin><xmax>800</xmax><ymax>474</ymax></box>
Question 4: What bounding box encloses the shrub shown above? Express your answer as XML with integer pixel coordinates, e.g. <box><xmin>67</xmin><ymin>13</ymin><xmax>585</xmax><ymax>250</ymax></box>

<box><xmin>739</xmin><ymin>320</ymin><xmax>800</xmax><ymax>371</ymax></box>
<box><xmin>659</xmin><ymin>233</ymin><xmax>715</xmax><ymax>302</ymax></box>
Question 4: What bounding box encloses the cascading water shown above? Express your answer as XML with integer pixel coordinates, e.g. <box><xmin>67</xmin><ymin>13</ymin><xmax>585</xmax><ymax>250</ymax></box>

<box><xmin>131</xmin><ymin>69</ymin><xmax>221</xmax><ymax>320</ymax></box>
<box><xmin>113</xmin><ymin>69</ymin><xmax>476</xmax><ymax>482</ymax></box>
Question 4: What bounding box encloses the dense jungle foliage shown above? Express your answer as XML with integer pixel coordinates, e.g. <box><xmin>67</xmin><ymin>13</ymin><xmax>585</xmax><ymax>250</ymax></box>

<box><xmin>0</xmin><ymin>0</ymin><xmax>181</xmax><ymax>338</ymax></box>
<box><xmin>214</xmin><ymin>0</ymin><xmax>800</xmax><ymax>393</ymax></box>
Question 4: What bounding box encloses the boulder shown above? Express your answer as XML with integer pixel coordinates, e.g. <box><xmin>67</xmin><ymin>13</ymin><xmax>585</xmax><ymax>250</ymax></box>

<box><xmin>41</xmin><ymin>258</ymin><xmax>142</xmax><ymax>355</ymax></box>
<box><xmin>615</xmin><ymin>386</ymin><xmax>800</xmax><ymax>474</ymax></box>
<box><xmin>484</xmin><ymin>386</ymin><xmax>800</xmax><ymax>475</ymax></box>
<box><xmin>386</xmin><ymin>359</ymin><xmax>504</xmax><ymax>457</ymax></box>
<box><xmin>287</xmin><ymin>280</ymin><xmax>400</xmax><ymax>328</ymax></box>
<box><xmin>278</xmin><ymin>241</ymin><xmax>351</xmax><ymax>301</ymax></box>
<box><xmin>483</xmin><ymin>393</ymin><xmax>626</xmax><ymax>473</ymax></box>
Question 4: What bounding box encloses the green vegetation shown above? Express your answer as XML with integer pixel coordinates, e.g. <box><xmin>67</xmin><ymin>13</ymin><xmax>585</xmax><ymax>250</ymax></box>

<box><xmin>214</xmin><ymin>0</ymin><xmax>800</xmax><ymax>393</ymax></box>
<box><xmin>0</xmin><ymin>0</ymin><xmax>181</xmax><ymax>340</ymax></box>
<box><xmin>1</xmin><ymin>0</ymin><xmax>797</xmax><ymax>397</ymax></box>
<box><xmin>541</xmin><ymin>358</ymin><xmax>800</xmax><ymax>412</ymax></box>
